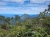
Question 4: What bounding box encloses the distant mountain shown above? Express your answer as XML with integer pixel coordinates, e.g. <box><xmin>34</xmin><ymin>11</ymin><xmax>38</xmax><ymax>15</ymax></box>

<box><xmin>20</xmin><ymin>14</ymin><xmax>30</xmax><ymax>21</ymax></box>
<box><xmin>0</xmin><ymin>14</ymin><xmax>39</xmax><ymax>24</ymax></box>
<box><xmin>29</xmin><ymin>14</ymin><xmax>39</xmax><ymax>18</ymax></box>
<box><xmin>0</xmin><ymin>14</ymin><xmax>38</xmax><ymax>17</ymax></box>
<box><xmin>0</xmin><ymin>14</ymin><xmax>22</xmax><ymax>17</ymax></box>
<box><xmin>0</xmin><ymin>14</ymin><xmax>39</xmax><ymax>21</ymax></box>
<box><xmin>20</xmin><ymin>14</ymin><xmax>38</xmax><ymax>21</ymax></box>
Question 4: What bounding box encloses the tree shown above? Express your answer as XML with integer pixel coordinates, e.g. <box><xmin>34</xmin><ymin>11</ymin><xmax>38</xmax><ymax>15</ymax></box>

<box><xmin>14</xmin><ymin>15</ymin><xmax>21</xmax><ymax>25</ymax></box>
<box><xmin>4</xmin><ymin>17</ymin><xmax>11</xmax><ymax>24</ymax></box>
<box><xmin>14</xmin><ymin>15</ymin><xmax>20</xmax><ymax>21</ymax></box>
<box><xmin>0</xmin><ymin>15</ymin><xmax>5</xmax><ymax>24</ymax></box>
<box><xmin>48</xmin><ymin>4</ymin><xmax>50</xmax><ymax>11</ymax></box>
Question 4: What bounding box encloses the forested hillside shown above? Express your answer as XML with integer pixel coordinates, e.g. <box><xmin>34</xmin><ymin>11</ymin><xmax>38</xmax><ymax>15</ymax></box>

<box><xmin>0</xmin><ymin>4</ymin><xmax>50</xmax><ymax>37</ymax></box>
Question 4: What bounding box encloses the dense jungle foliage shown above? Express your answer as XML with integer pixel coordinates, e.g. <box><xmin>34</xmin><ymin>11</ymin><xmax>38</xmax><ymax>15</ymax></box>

<box><xmin>0</xmin><ymin>4</ymin><xmax>50</xmax><ymax>37</ymax></box>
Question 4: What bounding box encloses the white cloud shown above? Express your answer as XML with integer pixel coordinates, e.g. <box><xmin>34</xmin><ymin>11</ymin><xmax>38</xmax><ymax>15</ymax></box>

<box><xmin>0</xmin><ymin>0</ymin><xmax>49</xmax><ymax>7</ymax></box>
<box><xmin>0</xmin><ymin>0</ymin><xmax>24</xmax><ymax>7</ymax></box>
<box><xmin>30</xmin><ymin>0</ymin><xmax>50</xmax><ymax>3</ymax></box>
<box><xmin>0</xmin><ymin>7</ymin><xmax>47</xmax><ymax>14</ymax></box>
<box><xmin>0</xmin><ymin>0</ymin><xmax>49</xmax><ymax>14</ymax></box>
<box><xmin>2</xmin><ymin>0</ymin><xmax>24</xmax><ymax>4</ymax></box>
<box><xmin>1</xmin><ymin>0</ymin><xmax>50</xmax><ymax>4</ymax></box>
<box><xmin>0</xmin><ymin>1</ymin><xmax>6</xmax><ymax>6</ymax></box>
<box><xmin>10</xmin><ymin>0</ymin><xmax>24</xmax><ymax>4</ymax></box>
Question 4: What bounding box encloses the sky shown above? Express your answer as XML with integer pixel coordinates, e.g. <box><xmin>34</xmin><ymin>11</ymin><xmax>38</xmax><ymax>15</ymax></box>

<box><xmin>0</xmin><ymin>0</ymin><xmax>50</xmax><ymax>14</ymax></box>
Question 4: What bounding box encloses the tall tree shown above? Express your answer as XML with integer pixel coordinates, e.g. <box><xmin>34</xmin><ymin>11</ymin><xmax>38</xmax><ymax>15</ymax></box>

<box><xmin>4</xmin><ymin>17</ymin><xmax>13</xmax><ymax>25</ymax></box>
<box><xmin>15</xmin><ymin>15</ymin><xmax>20</xmax><ymax>21</ymax></box>
<box><xmin>14</xmin><ymin>15</ymin><xmax>20</xmax><ymax>25</ymax></box>
<box><xmin>0</xmin><ymin>15</ymin><xmax>5</xmax><ymax>24</ymax></box>
<box><xmin>48</xmin><ymin>4</ymin><xmax>50</xmax><ymax>11</ymax></box>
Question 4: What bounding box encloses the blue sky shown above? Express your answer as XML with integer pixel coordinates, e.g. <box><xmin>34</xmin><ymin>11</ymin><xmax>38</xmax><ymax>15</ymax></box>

<box><xmin>0</xmin><ymin>0</ymin><xmax>50</xmax><ymax>14</ymax></box>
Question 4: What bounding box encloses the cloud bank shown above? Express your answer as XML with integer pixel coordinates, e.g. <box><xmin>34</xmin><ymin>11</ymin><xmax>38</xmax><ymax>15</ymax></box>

<box><xmin>0</xmin><ymin>0</ymin><xmax>50</xmax><ymax>14</ymax></box>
